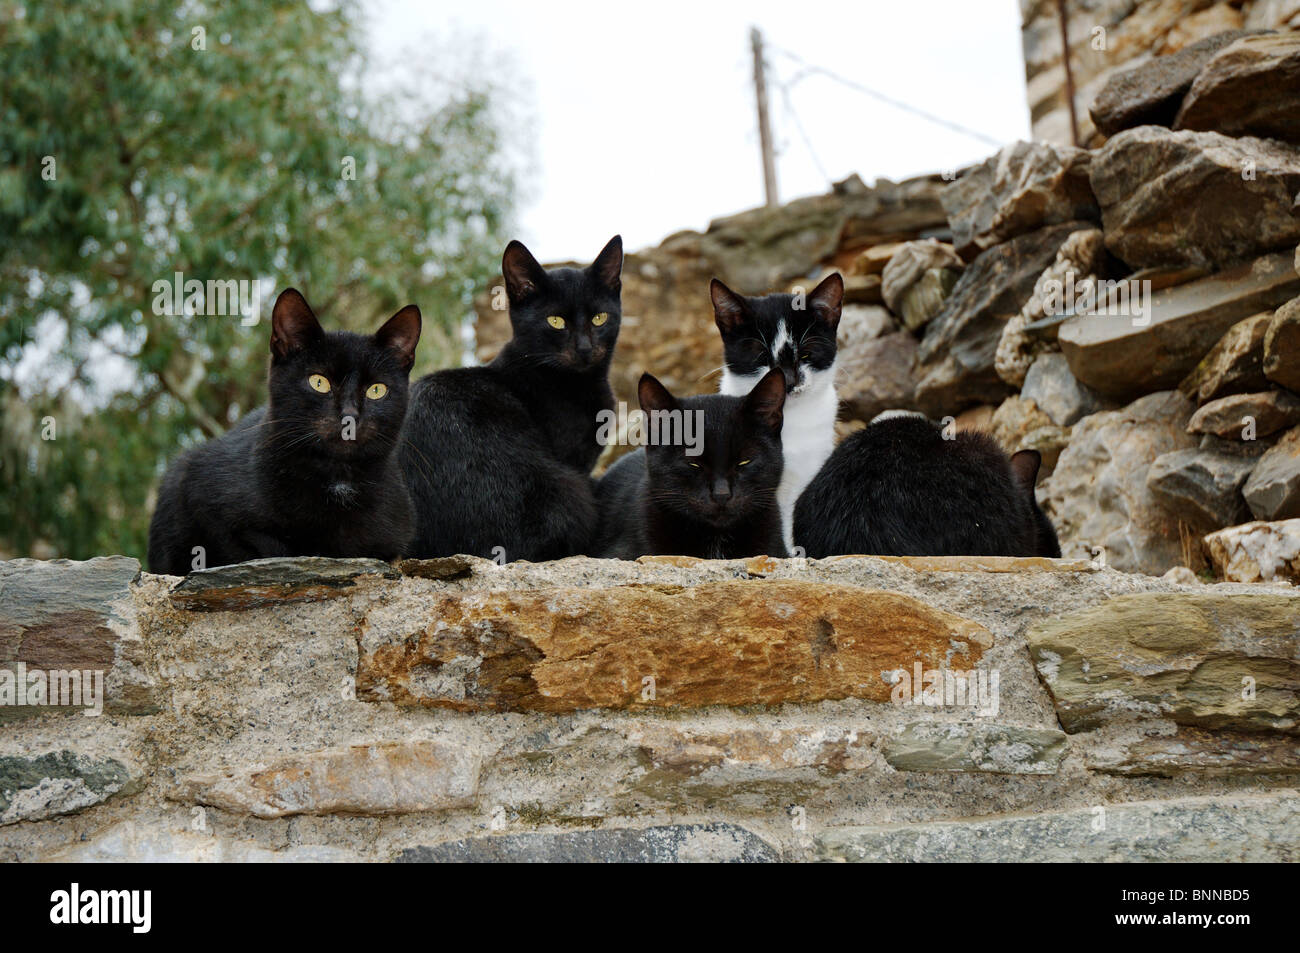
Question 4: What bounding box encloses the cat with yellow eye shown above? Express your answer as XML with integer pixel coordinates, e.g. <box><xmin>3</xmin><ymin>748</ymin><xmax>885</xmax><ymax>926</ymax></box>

<box><xmin>398</xmin><ymin>236</ymin><xmax>623</xmax><ymax>561</ymax></box>
<box><xmin>147</xmin><ymin>287</ymin><xmax>422</xmax><ymax>574</ymax></box>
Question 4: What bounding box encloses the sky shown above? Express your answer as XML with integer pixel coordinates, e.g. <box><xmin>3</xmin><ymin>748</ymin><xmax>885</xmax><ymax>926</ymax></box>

<box><xmin>9</xmin><ymin>0</ymin><xmax>1033</xmax><ymax>407</ymax></box>
<box><xmin>364</xmin><ymin>0</ymin><xmax>1033</xmax><ymax>263</ymax></box>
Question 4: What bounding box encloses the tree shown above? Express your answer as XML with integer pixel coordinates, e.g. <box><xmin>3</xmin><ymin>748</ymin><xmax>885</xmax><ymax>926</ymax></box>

<box><xmin>0</xmin><ymin>0</ymin><xmax>519</xmax><ymax>559</ymax></box>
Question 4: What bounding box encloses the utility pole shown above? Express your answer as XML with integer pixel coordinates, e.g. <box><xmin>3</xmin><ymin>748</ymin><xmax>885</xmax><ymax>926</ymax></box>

<box><xmin>1055</xmin><ymin>0</ymin><xmax>1080</xmax><ymax>146</ymax></box>
<box><xmin>751</xmin><ymin>27</ymin><xmax>779</xmax><ymax>208</ymax></box>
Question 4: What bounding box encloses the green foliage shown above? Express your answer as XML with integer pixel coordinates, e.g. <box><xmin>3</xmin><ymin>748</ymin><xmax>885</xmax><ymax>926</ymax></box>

<box><xmin>0</xmin><ymin>0</ymin><xmax>518</xmax><ymax>559</ymax></box>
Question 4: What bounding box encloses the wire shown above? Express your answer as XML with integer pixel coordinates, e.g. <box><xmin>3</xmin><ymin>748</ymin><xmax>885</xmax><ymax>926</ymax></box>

<box><xmin>769</xmin><ymin>44</ymin><xmax>1004</xmax><ymax>148</ymax></box>
<box><xmin>775</xmin><ymin>75</ymin><xmax>833</xmax><ymax>186</ymax></box>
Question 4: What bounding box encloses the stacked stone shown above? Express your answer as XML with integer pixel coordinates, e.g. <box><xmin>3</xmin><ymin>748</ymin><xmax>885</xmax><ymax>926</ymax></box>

<box><xmin>828</xmin><ymin>30</ymin><xmax>1300</xmax><ymax>582</ymax></box>
<box><xmin>1020</xmin><ymin>0</ymin><xmax>1300</xmax><ymax>147</ymax></box>
<box><xmin>471</xmin><ymin>31</ymin><xmax>1299</xmax><ymax>581</ymax></box>
<box><xmin>2</xmin><ymin>554</ymin><xmax>1297</xmax><ymax>861</ymax></box>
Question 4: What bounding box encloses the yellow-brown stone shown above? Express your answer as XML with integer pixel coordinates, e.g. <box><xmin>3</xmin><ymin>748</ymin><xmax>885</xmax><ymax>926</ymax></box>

<box><xmin>357</xmin><ymin>581</ymin><xmax>992</xmax><ymax>713</ymax></box>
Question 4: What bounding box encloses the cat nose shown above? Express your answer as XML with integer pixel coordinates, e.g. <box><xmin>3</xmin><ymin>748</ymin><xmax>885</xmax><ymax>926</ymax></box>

<box><xmin>710</xmin><ymin>477</ymin><xmax>731</xmax><ymax>501</ymax></box>
<box><xmin>340</xmin><ymin>402</ymin><xmax>359</xmax><ymax>419</ymax></box>
<box><xmin>781</xmin><ymin>367</ymin><xmax>798</xmax><ymax>390</ymax></box>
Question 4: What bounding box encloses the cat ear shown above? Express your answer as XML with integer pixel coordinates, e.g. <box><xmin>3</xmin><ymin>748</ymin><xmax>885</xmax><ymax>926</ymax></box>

<box><xmin>710</xmin><ymin>278</ymin><xmax>748</xmax><ymax>334</ymax></box>
<box><xmin>744</xmin><ymin>368</ymin><xmax>787</xmax><ymax>433</ymax></box>
<box><xmin>637</xmin><ymin>373</ymin><xmax>678</xmax><ymax>415</ymax></box>
<box><xmin>270</xmin><ymin>288</ymin><xmax>323</xmax><ymax>360</ymax></box>
<box><xmin>501</xmin><ymin>240</ymin><xmax>549</xmax><ymax>303</ymax></box>
<box><xmin>1009</xmin><ymin>449</ymin><xmax>1042</xmax><ymax>490</ymax></box>
<box><xmin>375</xmin><ymin>304</ymin><xmax>422</xmax><ymax>371</ymax></box>
<box><xmin>807</xmin><ymin>272</ymin><xmax>844</xmax><ymax>330</ymax></box>
<box><xmin>589</xmin><ymin>235</ymin><xmax>623</xmax><ymax>293</ymax></box>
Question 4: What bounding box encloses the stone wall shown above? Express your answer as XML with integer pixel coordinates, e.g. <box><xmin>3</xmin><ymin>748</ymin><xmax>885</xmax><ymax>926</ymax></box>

<box><xmin>2</xmin><ymin>554</ymin><xmax>1296</xmax><ymax>862</ymax></box>
<box><xmin>1021</xmin><ymin>0</ymin><xmax>1300</xmax><ymax>146</ymax></box>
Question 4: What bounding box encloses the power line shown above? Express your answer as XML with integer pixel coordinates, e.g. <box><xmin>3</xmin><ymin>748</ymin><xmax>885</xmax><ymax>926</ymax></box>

<box><xmin>775</xmin><ymin>77</ymin><xmax>833</xmax><ymax>186</ymax></box>
<box><xmin>769</xmin><ymin>45</ymin><xmax>1004</xmax><ymax>148</ymax></box>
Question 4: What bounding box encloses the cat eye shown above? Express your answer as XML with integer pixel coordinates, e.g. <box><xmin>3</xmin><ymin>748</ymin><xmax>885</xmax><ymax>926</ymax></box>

<box><xmin>591</xmin><ymin>312</ymin><xmax>609</xmax><ymax>327</ymax></box>
<box><xmin>309</xmin><ymin>374</ymin><xmax>331</xmax><ymax>394</ymax></box>
<box><xmin>738</xmin><ymin>460</ymin><xmax>751</xmax><ymax>466</ymax></box>
<box><xmin>366</xmin><ymin>383</ymin><xmax>388</xmax><ymax>400</ymax></box>
<box><xmin>547</xmin><ymin>315</ymin><xmax>566</xmax><ymax>329</ymax></box>
<box><xmin>689</xmin><ymin>462</ymin><xmax>701</xmax><ymax>469</ymax></box>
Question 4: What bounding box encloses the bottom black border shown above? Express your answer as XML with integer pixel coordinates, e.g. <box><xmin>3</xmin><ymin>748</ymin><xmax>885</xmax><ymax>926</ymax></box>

<box><xmin>3</xmin><ymin>862</ymin><xmax>1277</xmax><ymax>940</ymax></box>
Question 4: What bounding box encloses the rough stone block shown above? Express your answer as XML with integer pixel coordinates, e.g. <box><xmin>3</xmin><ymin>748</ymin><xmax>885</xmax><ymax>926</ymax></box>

<box><xmin>395</xmin><ymin>824</ymin><xmax>780</xmax><ymax>863</ymax></box>
<box><xmin>1204</xmin><ymin>518</ymin><xmax>1300</xmax><ymax>583</ymax></box>
<box><xmin>881</xmin><ymin>722</ymin><xmax>1066</xmax><ymax>775</ymax></box>
<box><xmin>1087</xmin><ymin>728</ymin><xmax>1300</xmax><ymax>776</ymax></box>
<box><xmin>1059</xmin><ymin>252</ymin><xmax>1300</xmax><ymax>399</ymax></box>
<box><xmin>1090</xmin><ymin>127</ymin><xmax>1300</xmax><ymax>270</ymax></box>
<box><xmin>1243</xmin><ymin>425</ymin><xmax>1300</xmax><ymax>520</ymax></box>
<box><xmin>0</xmin><ymin>556</ymin><xmax>158</xmax><ymax>716</ymax></box>
<box><xmin>180</xmin><ymin>740</ymin><xmax>480</xmax><ymax>818</ymax></box>
<box><xmin>816</xmin><ymin>794</ymin><xmax>1300</xmax><ymax>862</ymax></box>
<box><xmin>1027</xmin><ymin>591</ymin><xmax>1300</xmax><ymax>733</ymax></box>
<box><xmin>0</xmin><ymin>750</ymin><xmax>135</xmax><ymax>825</ymax></box>
<box><xmin>357</xmin><ymin>581</ymin><xmax>992</xmax><ymax>713</ymax></box>
<box><xmin>169</xmin><ymin>556</ymin><xmax>399</xmax><ymax>611</ymax></box>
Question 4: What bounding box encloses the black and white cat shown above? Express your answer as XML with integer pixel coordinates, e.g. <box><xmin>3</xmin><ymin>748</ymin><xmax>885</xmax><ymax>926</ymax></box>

<box><xmin>793</xmin><ymin>413</ymin><xmax>1061</xmax><ymax>558</ymax></box>
<box><xmin>712</xmin><ymin>273</ymin><xmax>842</xmax><ymax>553</ymax></box>
<box><xmin>147</xmin><ymin>289</ymin><xmax>421</xmax><ymax>575</ymax></box>
<box><xmin>593</xmin><ymin>370</ymin><xmax>787</xmax><ymax>560</ymax></box>
<box><xmin>399</xmin><ymin>237</ymin><xmax>623</xmax><ymax>561</ymax></box>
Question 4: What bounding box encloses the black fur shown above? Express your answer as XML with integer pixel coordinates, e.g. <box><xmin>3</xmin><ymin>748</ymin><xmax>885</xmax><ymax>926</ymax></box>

<box><xmin>593</xmin><ymin>370</ymin><xmax>788</xmax><ymax>560</ymax></box>
<box><xmin>148</xmin><ymin>289</ymin><xmax>421</xmax><ymax>574</ymax></box>
<box><xmin>793</xmin><ymin>415</ymin><xmax>1061</xmax><ymax>558</ymax></box>
<box><xmin>400</xmin><ymin>237</ymin><xmax>623</xmax><ymax>560</ymax></box>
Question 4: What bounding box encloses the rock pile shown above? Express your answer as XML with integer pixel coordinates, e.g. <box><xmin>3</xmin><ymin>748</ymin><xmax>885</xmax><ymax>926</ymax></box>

<box><xmin>471</xmin><ymin>24</ymin><xmax>1300</xmax><ymax>581</ymax></box>
<box><xmin>945</xmin><ymin>65</ymin><xmax>1300</xmax><ymax>576</ymax></box>
<box><xmin>1021</xmin><ymin>0</ymin><xmax>1300</xmax><ymax>147</ymax></box>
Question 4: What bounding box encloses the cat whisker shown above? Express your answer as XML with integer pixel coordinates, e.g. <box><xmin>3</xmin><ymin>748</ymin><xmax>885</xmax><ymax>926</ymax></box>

<box><xmin>149</xmin><ymin>290</ymin><xmax>421</xmax><ymax>574</ymax></box>
<box><xmin>395</xmin><ymin>435</ymin><xmax>440</xmax><ymax>487</ymax></box>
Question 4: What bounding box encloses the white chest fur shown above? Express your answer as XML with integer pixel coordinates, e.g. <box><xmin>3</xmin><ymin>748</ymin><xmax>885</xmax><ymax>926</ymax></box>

<box><xmin>721</xmin><ymin>360</ymin><xmax>838</xmax><ymax>552</ymax></box>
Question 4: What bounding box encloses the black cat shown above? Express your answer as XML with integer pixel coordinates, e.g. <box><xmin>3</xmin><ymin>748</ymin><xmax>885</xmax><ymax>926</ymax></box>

<box><xmin>148</xmin><ymin>288</ymin><xmax>421</xmax><ymax>575</ymax></box>
<box><xmin>399</xmin><ymin>237</ymin><xmax>623</xmax><ymax>560</ymax></box>
<box><xmin>793</xmin><ymin>414</ymin><xmax>1061</xmax><ymax>558</ymax></box>
<box><xmin>593</xmin><ymin>370</ymin><xmax>787</xmax><ymax>560</ymax></box>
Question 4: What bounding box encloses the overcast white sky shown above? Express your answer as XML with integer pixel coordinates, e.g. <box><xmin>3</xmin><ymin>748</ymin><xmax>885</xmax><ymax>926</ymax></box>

<box><xmin>366</xmin><ymin>0</ymin><xmax>1031</xmax><ymax>262</ymax></box>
